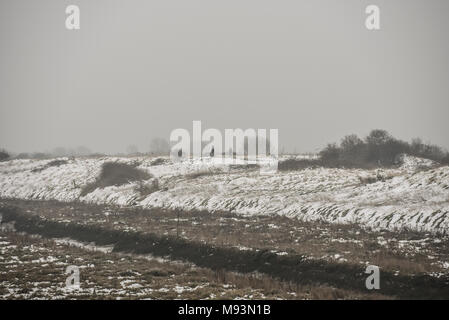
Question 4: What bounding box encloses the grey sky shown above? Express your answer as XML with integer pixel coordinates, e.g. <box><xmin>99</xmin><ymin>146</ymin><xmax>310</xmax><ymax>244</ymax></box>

<box><xmin>1</xmin><ymin>0</ymin><xmax>448</xmax><ymax>154</ymax></box>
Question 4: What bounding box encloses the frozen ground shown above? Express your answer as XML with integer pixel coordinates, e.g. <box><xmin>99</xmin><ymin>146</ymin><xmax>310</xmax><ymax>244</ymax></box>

<box><xmin>0</xmin><ymin>231</ymin><xmax>301</xmax><ymax>300</ymax></box>
<box><xmin>0</xmin><ymin>155</ymin><xmax>448</xmax><ymax>234</ymax></box>
<box><xmin>2</xmin><ymin>199</ymin><xmax>448</xmax><ymax>299</ymax></box>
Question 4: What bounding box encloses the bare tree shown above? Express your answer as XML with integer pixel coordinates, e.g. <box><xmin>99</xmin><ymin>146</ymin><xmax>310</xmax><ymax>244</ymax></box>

<box><xmin>126</xmin><ymin>144</ymin><xmax>139</xmax><ymax>155</ymax></box>
<box><xmin>149</xmin><ymin>137</ymin><xmax>170</xmax><ymax>155</ymax></box>
<box><xmin>76</xmin><ymin>146</ymin><xmax>91</xmax><ymax>156</ymax></box>
<box><xmin>0</xmin><ymin>149</ymin><xmax>10</xmax><ymax>161</ymax></box>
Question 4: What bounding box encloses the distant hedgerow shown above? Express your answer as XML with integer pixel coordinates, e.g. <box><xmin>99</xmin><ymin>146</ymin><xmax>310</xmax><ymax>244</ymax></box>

<box><xmin>279</xmin><ymin>129</ymin><xmax>449</xmax><ymax>171</ymax></box>
<box><xmin>0</xmin><ymin>149</ymin><xmax>10</xmax><ymax>161</ymax></box>
<box><xmin>318</xmin><ymin>129</ymin><xmax>449</xmax><ymax>168</ymax></box>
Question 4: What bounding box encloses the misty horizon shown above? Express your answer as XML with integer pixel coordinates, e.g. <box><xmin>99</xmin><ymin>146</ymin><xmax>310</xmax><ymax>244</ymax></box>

<box><xmin>1</xmin><ymin>0</ymin><xmax>449</xmax><ymax>154</ymax></box>
<box><xmin>2</xmin><ymin>127</ymin><xmax>448</xmax><ymax>157</ymax></box>
<box><xmin>1</xmin><ymin>0</ymin><xmax>449</xmax><ymax>302</ymax></box>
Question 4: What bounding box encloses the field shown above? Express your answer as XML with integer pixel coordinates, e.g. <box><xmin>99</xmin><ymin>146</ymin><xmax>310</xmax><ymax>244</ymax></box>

<box><xmin>1</xmin><ymin>155</ymin><xmax>449</xmax><ymax>299</ymax></box>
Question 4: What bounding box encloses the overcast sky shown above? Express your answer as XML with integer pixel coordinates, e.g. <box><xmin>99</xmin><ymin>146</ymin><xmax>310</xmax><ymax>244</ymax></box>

<box><xmin>1</xmin><ymin>0</ymin><xmax>448</xmax><ymax>154</ymax></box>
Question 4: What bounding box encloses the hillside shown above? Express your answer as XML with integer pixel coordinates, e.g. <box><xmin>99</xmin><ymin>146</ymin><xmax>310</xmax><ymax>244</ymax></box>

<box><xmin>1</xmin><ymin>155</ymin><xmax>448</xmax><ymax>234</ymax></box>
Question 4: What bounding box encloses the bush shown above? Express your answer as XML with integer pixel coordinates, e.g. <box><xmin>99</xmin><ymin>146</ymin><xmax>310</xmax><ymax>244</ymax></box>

<box><xmin>15</xmin><ymin>153</ymin><xmax>30</xmax><ymax>159</ymax></box>
<box><xmin>278</xmin><ymin>158</ymin><xmax>320</xmax><ymax>171</ymax></box>
<box><xmin>81</xmin><ymin>162</ymin><xmax>152</xmax><ymax>196</ymax></box>
<box><xmin>31</xmin><ymin>152</ymin><xmax>51</xmax><ymax>160</ymax></box>
<box><xmin>0</xmin><ymin>149</ymin><xmax>10</xmax><ymax>161</ymax></box>
<box><xmin>339</xmin><ymin>135</ymin><xmax>367</xmax><ymax>167</ymax></box>
<box><xmin>315</xmin><ymin>130</ymin><xmax>449</xmax><ymax>169</ymax></box>
<box><xmin>150</xmin><ymin>157</ymin><xmax>168</xmax><ymax>166</ymax></box>
<box><xmin>136</xmin><ymin>179</ymin><xmax>159</xmax><ymax>198</ymax></box>
<box><xmin>365</xmin><ymin>136</ymin><xmax>409</xmax><ymax>166</ymax></box>
<box><xmin>319</xmin><ymin>143</ymin><xmax>341</xmax><ymax>167</ymax></box>
<box><xmin>442</xmin><ymin>153</ymin><xmax>449</xmax><ymax>165</ymax></box>
<box><xmin>409</xmin><ymin>138</ymin><xmax>446</xmax><ymax>163</ymax></box>
<box><xmin>185</xmin><ymin>169</ymin><xmax>223</xmax><ymax>179</ymax></box>
<box><xmin>31</xmin><ymin>159</ymin><xmax>69</xmax><ymax>173</ymax></box>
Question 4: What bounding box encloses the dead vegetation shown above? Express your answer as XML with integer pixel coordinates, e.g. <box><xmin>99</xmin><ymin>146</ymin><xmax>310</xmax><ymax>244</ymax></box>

<box><xmin>2</xmin><ymin>199</ymin><xmax>448</xmax><ymax>280</ymax></box>
<box><xmin>1</xmin><ymin>199</ymin><xmax>449</xmax><ymax>299</ymax></box>
<box><xmin>31</xmin><ymin>159</ymin><xmax>69</xmax><ymax>173</ymax></box>
<box><xmin>80</xmin><ymin>162</ymin><xmax>152</xmax><ymax>196</ymax></box>
<box><xmin>278</xmin><ymin>159</ymin><xmax>320</xmax><ymax>171</ymax></box>
<box><xmin>0</xmin><ymin>231</ymin><xmax>390</xmax><ymax>300</ymax></box>
<box><xmin>184</xmin><ymin>169</ymin><xmax>222</xmax><ymax>180</ymax></box>
<box><xmin>229</xmin><ymin>163</ymin><xmax>260</xmax><ymax>170</ymax></box>
<box><xmin>135</xmin><ymin>179</ymin><xmax>159</xmax><ymax>199</ymax></box>
<box><xmin>150</xmin><ymin>158</ymin><xmax>168</xmax><ymax>166</ymax></box>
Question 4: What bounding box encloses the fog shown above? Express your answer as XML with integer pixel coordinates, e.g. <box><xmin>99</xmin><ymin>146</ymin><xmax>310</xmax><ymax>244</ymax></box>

<box><xmin>1</xmin><ymin>0</ymin><xmax>448</xmax><ymax>154</ymax></box>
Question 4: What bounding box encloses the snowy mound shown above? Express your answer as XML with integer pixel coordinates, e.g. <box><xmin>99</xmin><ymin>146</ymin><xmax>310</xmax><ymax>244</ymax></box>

<box><xmin>398</xmin><ymin>154</ymin><xmax>438</xmax><ymax>171</ymax></box>
<box><xmin>1</xmin><ymin>156</ymin><xmax>449</xmax><ymax>234</ymax></box>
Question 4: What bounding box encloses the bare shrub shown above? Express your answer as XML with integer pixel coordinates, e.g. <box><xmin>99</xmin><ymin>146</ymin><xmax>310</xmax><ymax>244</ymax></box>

<box><xmin>185</xmin><ymin>169</ymin><xmax>221</xmax><ymax>179</ymax></box>
<box><xmin>81</xmin><ymin>162</ymin><xmax>152</xmax><ymax>196</ymax></box>
<box><xmin>0</xmin><ymin>149</ymin><xmax>10</xmax><ymax>161</ymax></box>
<box><xmin>30</xmin><ymin>152</ymin><xmax>52</xmax><ymax>159</ymax></box>
<box><xmin>149</xmin><ymin>137</ymin><xmax>170</xmax><ymax>155</ymax></box>
<box><xmin>15</xmin><ymin>153</ymin><xmax>30</xmax><ymax>159</ymax></box>
<box><xmin>319</xmin><ymin>143</ymin><xmax>341</xmax><ymax>167</ymax></box>
<box><xmin>136</xmin><ymin>179</ymin><xmax>159</xmax><ymax>198</ymax></box>
<box><xmin>31</xmin><ymin>159</ymin><xmax>69</xmax><ymax>173</ymax></box>
<box><xmin>278</xmin><ymin>159</ymin><xmax>320</xmax><ymax>171</ymax></box>
<box><xmin>316</xmin><ymin>130</ymin><xmax>449</xmax><ymax>169</ymax></box>
<box><xmin>358</xmin><ymin>175</ymin><xmax>379</xmax><ymax>185</ymax></box>
<box><xmin>410</xmin><ymin>138</ymin><xmax>448</xmax><ymax>164</ymax></box>
<box><xmin>229</xmin><ymin>163</ymin><xmax>260</xmax><ymax>171</ymax></box>
<box><xmin>150</xmin><ymin>157</ymin><xmax>168</xmax><ymax>166</ymax></box>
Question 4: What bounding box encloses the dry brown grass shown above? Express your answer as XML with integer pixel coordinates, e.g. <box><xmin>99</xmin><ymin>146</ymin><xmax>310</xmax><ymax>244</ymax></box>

<box><xmin>1</xmin><ymin>231</ymin><xmax>391</xmax><ymax>300</ymax></box>
<box><xmin>2</xmin><ymin>199</ymin><xmax>449</xmax><ymax>299</ymax></box>
<box><xmin>184</xmin><ymin>169</ymin><xmax>222</xmax><ymax>180</ymax></box>
<box><xmin>3</xmin><ymin>198</ymin><xmax>448</xmax><ymax>279</ymax></box>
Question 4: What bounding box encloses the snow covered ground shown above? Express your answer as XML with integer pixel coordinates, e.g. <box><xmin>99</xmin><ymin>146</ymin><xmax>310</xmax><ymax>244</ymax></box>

<box><xmin>0</xmin><ymin>155</ymin><xmax>448</xmax><ymax>234</ymax></box>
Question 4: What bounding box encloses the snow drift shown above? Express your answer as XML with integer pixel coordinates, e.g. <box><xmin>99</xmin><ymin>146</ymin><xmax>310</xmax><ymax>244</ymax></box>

<box><xmin>0</xmin><ymin>155</ymin><xmax>448</xmax><ymax>234</ymax></box>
